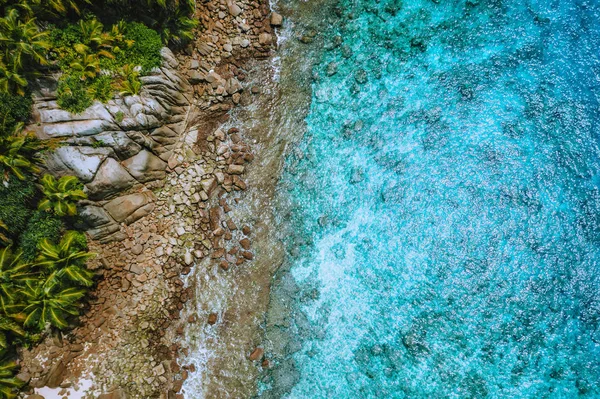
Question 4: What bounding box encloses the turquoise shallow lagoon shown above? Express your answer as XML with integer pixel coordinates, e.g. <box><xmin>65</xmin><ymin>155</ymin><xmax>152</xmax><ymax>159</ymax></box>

<box><xmin>264</xmin><ymin>0</ymin><xmax>600</xmax><ymax>398</ymax></box>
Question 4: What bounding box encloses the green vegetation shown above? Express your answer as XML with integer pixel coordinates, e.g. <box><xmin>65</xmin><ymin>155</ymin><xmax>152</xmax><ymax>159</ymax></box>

<box><xmin>0</xmin><ymin>0</ymin><xmax>199</xmax><ymax>395</ymax></box>
<box><xmin>50</xmin><ymin>19</ymin><xmax>164</xmax><ymax>112</ymax></box>
<box><xmin>38</xmin><ymin>174</ymin><xmax>87</xmax><ymax>217</ymax></box>
<box><xmin>0</xmin><ymin>158</ymin><xmax>93</xmax><ymax>397</ymax></box>
<box><xmin>0</xmin><ymin>124</ymin><xmax>42</xmax><ymax>180</ymax></box>
<box><xmin>0</xmin><ymin>94</ymin><xmax>32</xmax><ymax>136</ymax></box>
<box><xmin>19</xmin><ymin>211</ymin><xmax>64</xmax><ymax>261</ymax></box>
<box><xmin>0</xmin><ymin>0</ymin><xmax>197</xmax><ymax>112</ymax></box>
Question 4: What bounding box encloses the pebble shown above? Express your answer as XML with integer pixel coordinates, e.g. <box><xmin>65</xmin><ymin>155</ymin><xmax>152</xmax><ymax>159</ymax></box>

<box><xmin>207</xmin><ymin>313</ymin><xmax>218</xmax><ymax>325</ymax></box>
<box><xmin>326</xmin><ymin>62</ymin><xmax>338</xmax><ymax>76</ymax></box>
<box><xmin>240</xmin><ymin>238</ymin><xmax>251</xmax><ymax>250</ymax></box>
<box><xmin>270</xmin><ymin>12</ymin><xmax>283</xmax><ymax>26</ymax></box>
<box><xmin>131</xmin><ymin>244</ymin><xmax>144</xmax><ymax>255</ymax></box>
<box><xmin>249</xmin><ymin>347</ymin><xmax>264</xmax><ymax>361</ymax></box>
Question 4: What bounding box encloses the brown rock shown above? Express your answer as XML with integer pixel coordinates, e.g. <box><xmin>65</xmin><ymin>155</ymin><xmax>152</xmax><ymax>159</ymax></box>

<box><xmin>131</xmin><ymin>244</ymin><xmax>143</xmax><ymax>255</ymax></box>
<box><xmin>240</xmin><ymin>238</ymin><xmax>251</xmax><ymax>250</ymax></box>
<box><xmin>242</xmin><ymin>225</ymin><xmax>251</xmax><ymax>235</ymax></box>
<box><xmin>209</xmin><ymin>207</ymin><xmax>222</xmax><ymax>231</ymax></box>
<box><xmin>104</xmin><ymin>192</ymin><xmax>156</xmax><ymax>225</ymax></box>
<box><xmin>207</xmin><ymin>313</ymin><xmax>218</xmax><ymax>325</ymax></box>
<box><xmin>227</xmin><ymin>164</ymin><xmax>245</xmax><ymax>175</ymax></box>
<box><xmin>219</xmin><ymin>260</ymin><xmax>230</xmax><ymax>271</ymax></box>
<box><xmin>233</xmin><ymin>176</ymin><xmax>247</xmax><ymax>190</ymax></box>
<box><xmin>97</xmin><ymin>389</ymin><xmax>126</xmax><ymax>399</ymax></box>
<box><xmin>226</xmin><ymin>218</ymin><xmax>237</xmax><ymax>230</ymax></box>
<box><xmin>259</xmin><ymin>33</ymin><xmax>273</xmax><ymax>45</ymax></box>
<box><xmin>249</xmin><ymin>347</ymin><xmax>264</xmax><ymax>361</ymax></box>
<box><xmin>45</xmin><ymin>361</ymin><xmax>66</xmax><ymax>388</ymax></box>
<box><xmin>242</xmin><ymin>251</ymin><xmax>254</xmax><ymax>260</ymax></box>
<box><xmin>270</xmin><ymin>12</ymin><xmax>283</xmax><ymax>26</ymax></box>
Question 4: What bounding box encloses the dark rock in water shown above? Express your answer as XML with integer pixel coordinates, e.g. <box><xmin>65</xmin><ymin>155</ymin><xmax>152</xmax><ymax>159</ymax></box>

<box><xmin>355</xmin><ymin>69</ymin><xmax>368</xmax><ymax>84</ymax></box>
<box><xmin>269</xmin><ymin>359</ymin><xmax>301</xmax><ymax>396</ymax></box>
<box><xmin>299</xmin><ymin>29</ymin><xmax>317</xmax><ymax>44</ymax></box>
<box><xmin>325</xmin><ymin>35</ymin><xmax>343</xmax><ymax>50</ymax></box>
<box><xmin>317</xmin><ymin>215</ymin><xmax>328</xmax><ymax>227</ymax></box>
<box><xmin>326</xmin><ymin>62</ymin><xmax>338</xmax><ymax>76</ymax></box>
<box><xmin>350</xmin><ymin>167</ymin><xmax>365</xmax><ymax>184</ymax></box>
<box><xmin>342</xmin><ymin>45</ymin><xmax>353</xmax><ymax>58</ymax></box>
<box><xmin>401</xmin><ymin>332</ymin><xmax>430</xmax><ymax>357</ymax></box>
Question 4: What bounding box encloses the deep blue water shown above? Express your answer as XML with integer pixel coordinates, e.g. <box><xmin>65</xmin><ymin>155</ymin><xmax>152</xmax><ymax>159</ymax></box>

<box><xmin>267</xmin><ymin>0</ymin><xmax>600</xmax><ymax>397</ymax></box>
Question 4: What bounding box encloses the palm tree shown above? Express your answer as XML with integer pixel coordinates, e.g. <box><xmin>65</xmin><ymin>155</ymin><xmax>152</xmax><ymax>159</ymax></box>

<box><xmin>0</xmin><ymin>317</ymin><xmax>24</xmax><ymax>351</ymax></box>
<box><xmin>38</xmin><ymin>175</ymin><xmax>87</xmax><ymax>217</ymax></box>
<box><xmin>0</xmin><ymin>58</ymin><xmax>27</xmax><ymax>96</ymax></box>
<box><xmin>34</xmin><ymin>231</ymin><xmax>94</xmax><ymax>290</ymax></box>
<box><xmin>0</xmin><ymin>222</ymin><xmax>10</xmax><ymax>246</ymax></box>
<box><xmin>0</xmin><ymin>247</ymin><xmax>35</xmax><ymax>307</ymax></box>
<box><xmin>28</xmin><ymin>0</ymin><xmax>88</xmax><ymax>16</ymax></box>
<box><xmin>0</xmin><ymin>356</ymin><xmax>24</xmax><ymax>399</ymax></box>
<box><xmin>116</xmin><ymin>64</ymin><xmax>141</xmax><ymax>96</ymax></box>
<box><xmin>69</xmin><ymin>53</ymin><xmax>101</xmax><ymax>80</ymax></box>
<box><xmin>0</xmin><ymin>9</ymin><xmax>50</xmax><ymax>67</ymax></box>
<box><xmin>0</xmin><ymin>123</ymin><xmax>42</xmax><ymax>181</ymax></box>
<box><xmin>19</xmin><ymin>279</ymin><xmax>85</xmax><ymax>331</ymax></box>
<box><xmin>0</xmin><ymin>9</ymin><xmax>50</xmax><ymax>94</ymax></box>
<box><xmin>156</xmin><ymin>7</ymin><xmax>197</xmax><ymax>46</ymax></box>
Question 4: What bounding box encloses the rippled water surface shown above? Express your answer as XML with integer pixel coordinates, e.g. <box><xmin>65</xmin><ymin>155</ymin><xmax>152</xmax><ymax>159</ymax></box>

<box><xmin>264</xmin><ymin>0</ymin><xmax>600</xmax><ymax>397</ymax></box>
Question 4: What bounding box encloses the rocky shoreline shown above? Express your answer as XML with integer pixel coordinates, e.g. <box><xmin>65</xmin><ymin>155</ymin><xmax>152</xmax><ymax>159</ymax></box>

<box><xmin>17</xmin><ymin>0</ymin><xmax>283</xmax><ymax>397</ymax></box>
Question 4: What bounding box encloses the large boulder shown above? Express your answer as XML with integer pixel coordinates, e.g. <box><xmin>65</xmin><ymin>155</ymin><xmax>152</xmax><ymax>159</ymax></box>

<box><xmin>85</xmin><ymin>158</ymin><xmax>136</xmax><ymax>200</ymax></box>
<box><xmin>79</xmin><ymin>205</ymin><xmax>120</xmax><ymax>240</ymax></box>
<box><xmin>28</xmin><ymin>47</ymin><xmax>193</xmax><ymax>240</ymax></box>
<box><xmin>79</xmin><ymin>205</ymin><xmax>114</xmax><ymax>228</ymax></box>
<box><xmin>122</xmin><ymin>150</ymin><xmax>167</xmax><ymax>182</ymax></box>
<box><xmin>93</xmin><ymin>131</ymin><xmax>143</xmax><ymax>159</ymax></box>
<box><xmin>104</xmin><ymin>191</ymin><xmax>156</xmax><ymax>225</ymax></box>
<box><xmin>44</xmin><ymin>146</ymin><xmax>113</xmax><ymax>182</ymax></box>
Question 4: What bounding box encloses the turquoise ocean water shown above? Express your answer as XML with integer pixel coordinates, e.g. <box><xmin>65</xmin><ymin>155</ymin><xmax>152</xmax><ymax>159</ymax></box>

<box><xmin>264</xmin><ymin>0</ymin><xmax>600</xmax><ymax>397</ymax></box>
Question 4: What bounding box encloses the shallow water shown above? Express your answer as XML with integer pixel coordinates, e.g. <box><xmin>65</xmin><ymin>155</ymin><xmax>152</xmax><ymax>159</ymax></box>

<box><xmin>264</xmin><ymin>0</ymin><xmax>600</xmax><ymax>397</ymax></box>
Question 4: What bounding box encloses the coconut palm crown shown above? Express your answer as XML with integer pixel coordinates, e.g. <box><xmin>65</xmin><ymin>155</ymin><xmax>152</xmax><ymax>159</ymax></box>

<box><xmin>38</xmin><ymin>174</ymin><xmax>87</xmax><ymax>217</ymax></box>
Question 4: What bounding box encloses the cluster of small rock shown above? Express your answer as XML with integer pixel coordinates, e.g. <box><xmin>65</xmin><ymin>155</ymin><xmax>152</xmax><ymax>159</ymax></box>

<box><xmin>19</xmin><ymin>121</ymin><xmax>256</xmax><ymax>398</ymax></box>
<box><xmin>186</xmin><ymin>0</ymin><xmax>281</xmax><ymax>111</ymax></box>
<box><xmin>18</xmin><ymin>0</ymin><xmax>283</xmax><ymax>396</ymax></box>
